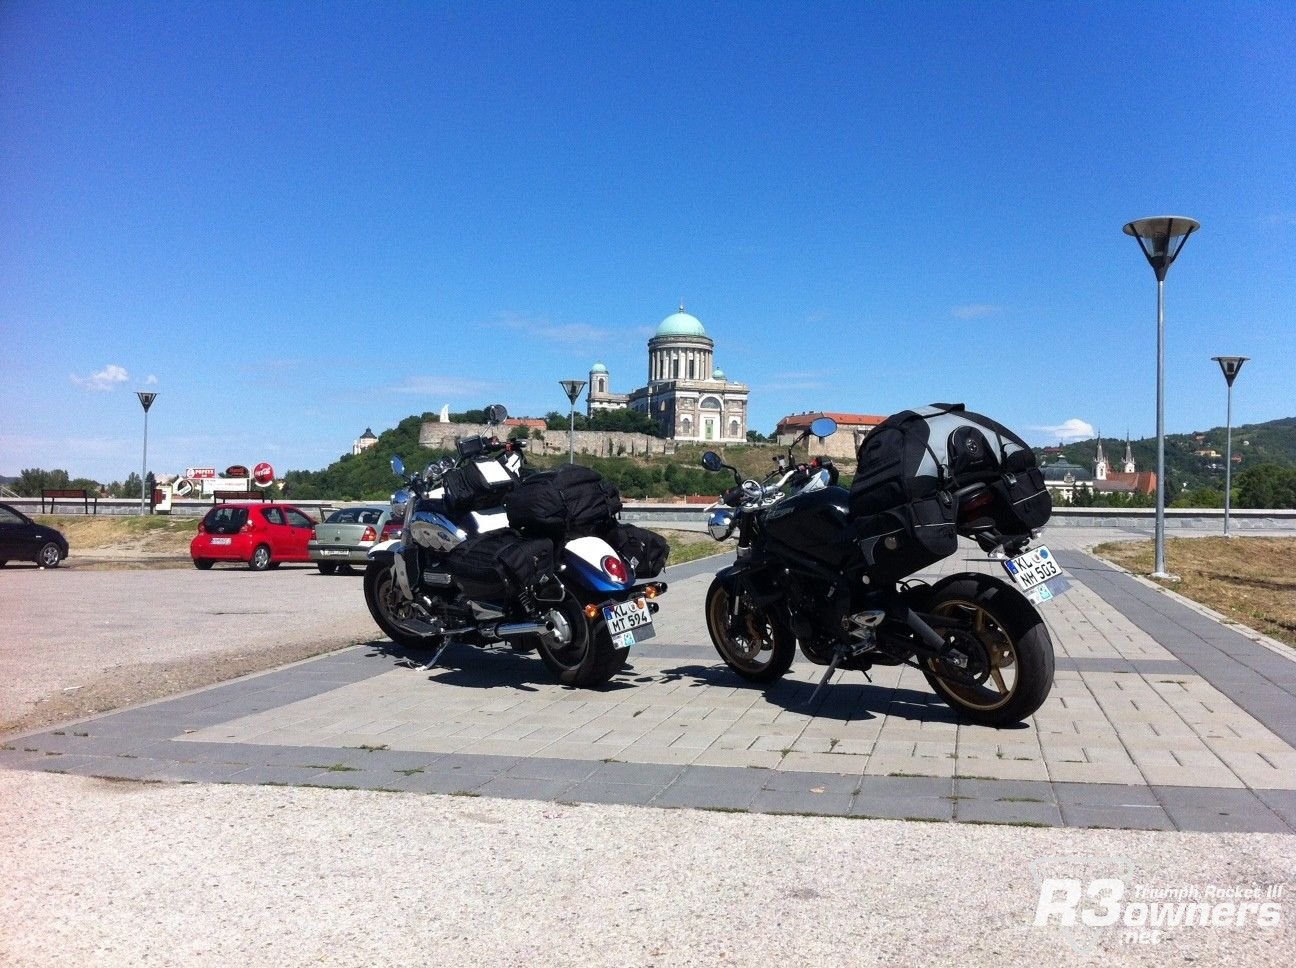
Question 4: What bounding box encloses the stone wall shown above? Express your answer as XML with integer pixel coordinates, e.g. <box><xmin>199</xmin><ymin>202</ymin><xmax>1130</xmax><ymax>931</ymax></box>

<box><xmin>419</xmin><ymin>422</ymin><xmax>681</xmax><ymax>458</ymax></box>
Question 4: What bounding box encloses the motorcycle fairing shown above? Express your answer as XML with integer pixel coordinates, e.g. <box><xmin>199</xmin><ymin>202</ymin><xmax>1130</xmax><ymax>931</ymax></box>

<box><xmin>562</xmin><ymin>535</ymin><xmax>633</xmax><ymax>594</ymax></box>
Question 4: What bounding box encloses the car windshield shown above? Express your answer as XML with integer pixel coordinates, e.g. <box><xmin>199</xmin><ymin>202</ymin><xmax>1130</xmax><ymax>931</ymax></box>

<box><xmin>204</xmin><ymin>506</ymin><xmax>249</xmax><ymax>534</ymax></box>
<box><xmin>326</xmin><ymin>508</ymin><xmax>382</xmax><ymax>525</ymax></box>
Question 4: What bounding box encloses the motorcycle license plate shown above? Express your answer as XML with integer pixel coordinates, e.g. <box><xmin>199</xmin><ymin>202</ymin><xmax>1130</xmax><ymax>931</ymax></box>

<box><xmin>1002</xmin><ymin>545</ymin><xmax>1069</xmax><ymax>605</ymax></box>
<box><xmin>603</xmin><ymin>596</ymin><xmax>655</xmax><ymax>649</ymax></box>
<box><xmin>211</xmin><ymin>537</ymin><xmax>231</xmax><ymax>546</ymax></box>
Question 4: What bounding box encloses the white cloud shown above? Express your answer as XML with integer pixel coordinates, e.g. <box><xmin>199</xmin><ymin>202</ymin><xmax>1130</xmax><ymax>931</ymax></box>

<box><xmin>385</xmin><ymin>375</ymin><xmax>501</xmax><ymax>397</ymax></box>
<box><xmin>145</xmin><ymin>375</ymin><xmax>159</xmax><ymax>385</ymax></box>
<box><xmin>952</xmin><ymin>304</ymin><xmax>1003</xmax><ymax>320</ymax></box>
<box><xmin>494</xmin><ymin>312</ymin><xmax>612</xmax><ymax>346</ymax></box>
<box><xmin>1031</xmin><ymin>418</ymin><xmax>1095</xmax><ymax>442</ymax></box>
<box><xmin>70</xmin><ymin>364</ymin><xmax>129</xmax><ymax>391</ymax></box>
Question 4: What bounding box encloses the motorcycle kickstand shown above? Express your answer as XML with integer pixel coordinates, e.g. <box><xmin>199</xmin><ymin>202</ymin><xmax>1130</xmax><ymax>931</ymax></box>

<box><xmin>420</xmin><ymin>636</ymin><xmax>458</xmax><ymax>672</ymax></box>
<box><xmin>805</xmin><ymin>645</ymin><xmax>873</xmax><ymax>709</ymax></box>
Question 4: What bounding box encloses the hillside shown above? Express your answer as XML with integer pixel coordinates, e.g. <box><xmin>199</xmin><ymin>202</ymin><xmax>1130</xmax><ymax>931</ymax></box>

<box><xmin>1035</xmin><ymin>417</ymin><xmax>1296</xmax><ymax>495</ymax></box>
<box><xmin>284</xmin><ymin>413</ymin><xmax>1296</xmax><ymax>503</ymax></box>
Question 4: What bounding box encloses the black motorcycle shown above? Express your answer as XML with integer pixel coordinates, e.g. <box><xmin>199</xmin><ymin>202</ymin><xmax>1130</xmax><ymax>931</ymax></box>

<box><xmin>700</xmin><ymin>406</ymin><xmax>1066</xmax><ymax>726</ymax></box>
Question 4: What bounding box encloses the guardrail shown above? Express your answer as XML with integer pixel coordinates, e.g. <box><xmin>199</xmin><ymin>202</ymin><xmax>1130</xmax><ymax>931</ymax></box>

<box><xmin>5</xmin><ymin>497</ymin><xmax>1296</xmax><ymax>534</ymax></box>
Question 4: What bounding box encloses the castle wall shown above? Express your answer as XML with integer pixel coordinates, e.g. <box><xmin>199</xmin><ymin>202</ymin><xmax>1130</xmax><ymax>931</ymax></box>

<box><xmin>419</xmin><ymin>422</ymin><xmax>680</xmax><ymax>458</ymax></box>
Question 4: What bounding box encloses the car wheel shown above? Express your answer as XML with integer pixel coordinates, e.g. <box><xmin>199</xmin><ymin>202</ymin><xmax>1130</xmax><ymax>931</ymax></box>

<box><xmin>37</xmin><ymin>543</ymin><xmax>63</xmax><ymax>568</ymax></box>
<box><xmin>194</xmin><ymin>559</ymin><xmax>214</xmax><ymax>570</ymax></box>
<box><xmin>317</xmin><ymin>563</ymin><xmax>338</xmax><ymax>575</ymax></box>
<box><xmin>249</xmin><ymin>545</ymin><xmax>272</xmax><ymax>571</ymax></box>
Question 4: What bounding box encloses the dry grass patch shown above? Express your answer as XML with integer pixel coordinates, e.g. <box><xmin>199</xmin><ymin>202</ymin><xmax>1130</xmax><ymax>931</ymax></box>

<box><xmin>34</xmin><ymin>514</ymin><xmax>196</xmax><ymax>554</ymax></box>
<box><xmin>652</xmin><ymin>528</ymin><xmax>726</xmax><ymax>566</ymax></box>
<box><xmin>1092</xmin><ymin>536</ymin><xmax>1296</xmax><ymax>649</ymax></box>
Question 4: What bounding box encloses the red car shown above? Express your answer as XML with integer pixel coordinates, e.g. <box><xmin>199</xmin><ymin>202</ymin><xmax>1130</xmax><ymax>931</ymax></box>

<box><xmin>190</xmin><ymin>502</ymin><xmax>318</xmax><ymax>571</ymax></box>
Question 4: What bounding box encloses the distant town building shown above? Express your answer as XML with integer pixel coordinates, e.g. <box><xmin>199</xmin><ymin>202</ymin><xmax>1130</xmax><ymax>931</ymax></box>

<box><xmin>586</xmin><ymin>306</ymin><xmax>749</xmax><ymax>444</ymax></box>
<box><xmin>775</xmin><ymin>411</ymin><xmax>887</xmax><ymax>460</ymax></box>
<box><xmin>352</xmin><ymin>427</ymin><xmax>378</xmax><ymax>455</ymax></box>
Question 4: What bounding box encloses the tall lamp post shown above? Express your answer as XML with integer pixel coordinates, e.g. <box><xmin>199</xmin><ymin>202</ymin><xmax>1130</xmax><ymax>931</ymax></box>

<box><xmin>1123</xmin><ymin>216</ymin><xmax>1200</xmax><ymax>579</ymax></box>
<box><xmin>135</xmin><ymin>391</ymin><xmax>158</xmax><ymax>514</ymax></box>
<box><xmin>1211</xmin><ymin>355</ymin><xmax>1248</xmax><ymax>537</ymax></box>
<box><xmin>558</xmin><ymin>379</ymin><xmax>586</xmax><ymax>464</ymax></box>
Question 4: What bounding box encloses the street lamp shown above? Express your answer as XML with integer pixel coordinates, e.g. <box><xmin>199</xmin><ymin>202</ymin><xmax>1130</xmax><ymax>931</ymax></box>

<box><xmin>135</xmin><ymin>391</ymin><xmax>158</xmax><ymax>514</ymax></box>
<box><xmin>558</xmin><ymin>379</ymin><xmax>586</xmax><ymax>464</ymax></box>
<box><xmin>1123</xmin><ymin>216</ymin><xmax>1200</xmax><ymax>579</ymax></box>
<box><xmin>1211</xmin><ymin>355</ymin><xmax>1248</xmax><ymax>537</ymax></box>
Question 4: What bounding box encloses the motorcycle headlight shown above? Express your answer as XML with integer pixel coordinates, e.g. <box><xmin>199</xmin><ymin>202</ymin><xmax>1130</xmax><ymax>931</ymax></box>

<box><xmin>707</xmin><ymin>508</ymin><xmax>736</xmax><ymax>541</ymax></box>
<box><xmin>390</xmin><ymin>487</ymin><xmax>412</xmax><ymax>521</ymax></box>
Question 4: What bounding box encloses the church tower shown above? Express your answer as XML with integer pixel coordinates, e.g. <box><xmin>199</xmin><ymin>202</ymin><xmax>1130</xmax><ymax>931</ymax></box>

<box><xmin>1123</xmin><ymin>437</ymin><xmax>1136</xmax><ymax>474</ymax></box>
<box><xmin>1094</xmin><ymin>437</ymin><xmax>1108</xmax><ymax>481</ymax></box>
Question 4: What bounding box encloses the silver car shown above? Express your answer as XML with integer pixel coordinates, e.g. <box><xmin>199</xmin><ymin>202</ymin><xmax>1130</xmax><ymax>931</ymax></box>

<box><xmin>308</xmin><ymin>506</ymin><xmax>394</xmax><ymax>574</ymax></box>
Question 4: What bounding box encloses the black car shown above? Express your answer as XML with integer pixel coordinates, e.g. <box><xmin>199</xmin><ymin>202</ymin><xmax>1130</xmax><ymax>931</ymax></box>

<box><xmin>0</xmin><ymin>502</ymin><xmax>70</xmax><ymax>568</ymax></box>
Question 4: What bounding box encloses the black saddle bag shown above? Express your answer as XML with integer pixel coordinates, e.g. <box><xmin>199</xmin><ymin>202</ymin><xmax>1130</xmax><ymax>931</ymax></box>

<box><xmin>505</xmin><ymin>465</ymin><xmax>623</xmax><ymax>539</ymax></box>
<box><xmin>600</xmin><ymin>522</ymin><xmax>669</xmax><ymax>578</ymax></box>
<box><xmin>447</xmin><ymin>530</ymin><xmax>554</xmax><ymax>599</ymax></box>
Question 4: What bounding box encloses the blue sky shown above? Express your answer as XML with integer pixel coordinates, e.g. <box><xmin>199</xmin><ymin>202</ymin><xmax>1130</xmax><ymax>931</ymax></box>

<box><xmin>3</xmin><ymin>1</ymin><xmax>1293</xmax><ymax>483</ymax></box>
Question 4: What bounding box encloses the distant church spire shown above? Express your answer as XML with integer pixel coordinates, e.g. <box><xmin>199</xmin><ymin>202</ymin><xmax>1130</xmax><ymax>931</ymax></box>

<box><xmin>1094</xmin><ymin>434</ymin><xmax>1108</xmax><ymax>481</ymax></box>
<box><xmin>1123</xmin><ymin>436</ymin><xmax>1136</xmax><ymax>474</ymax></box>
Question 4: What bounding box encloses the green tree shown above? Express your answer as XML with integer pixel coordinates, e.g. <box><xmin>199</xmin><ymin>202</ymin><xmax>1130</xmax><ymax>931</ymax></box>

<box><xmin>16</xmin><ymin>468</ymin><xmax>70</xmax><ymax>496</ymax></box>
<box><xmin>1235</xmin><ymin>464</ymin><xmax>1296</xmax><ymax>509</ymax></box>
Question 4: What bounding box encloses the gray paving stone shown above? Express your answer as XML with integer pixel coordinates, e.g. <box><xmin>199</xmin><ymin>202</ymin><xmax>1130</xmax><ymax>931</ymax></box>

<box><xmin>503</xmin><ymin>757</ymin><xmax>599</xmax><ymax>782</ymax></box>
<box><xmin>583</xmin><ymin>761</ymin><xmax>685</xmax><ymax>787</ymax></box>
<box><xmin>750</xmin><ymin>787</ymin><xmax>854</xmax><ymax>816</ymax></box>
<box><xmin>475</xmin><ymin>776</ymin><xmax>580</xmax><ymax>800</ymax></box>
<box><xmin>1058</xmin><ymin>802</ymin><xmax>1175</xmax><ymax>831</ymax></box>
<box><xmin>143</xmin><ymin>761</ymin><xmax>250</xmax><ymax>784</ymax></box>
<box><xmin>855</xmin><ymin>775</ymin><xmax>953</xmax><ymax>799</ymax></box>
<box><xmin>1163</xmin><ymin>807</ymin><xmax>1292</xmax><ymax>834</ymax></box>
<box><xmin>953</xmin><ymin>778</ymin><xmax>1055</xmax><ymax>802</ymax></box>
<box><xmin>848</xmin><ymin>795</ymin><xmax>954</xmax><ymax>822</ymax></box>
<box><xmin>758</xmin><ymin>769</ymin><xmax>859</xmax><ymax>795</ymax></box>
<box><xmin>954</xmin><ymin>797</ymin><xmax>1064</xmax><ymax>827</ymax></box>
<box><xmin>1255</xmin><ymin>789</ymin><xmax>1296</xmax><ymax>827</ymax></box>
<box><xmin>557</xmin><ymin>780</ymin><xmax>661</xmax><ymax>806</ymax></box>
<box><xmin>1052</xmin><ymin>782</ymin><xmax>1161</xmax><ymax>807</ymax></box>
<box><xmin>227</xmin><ymin>765</ymin><xmax>334</xmax><ymax>785</ymax></box>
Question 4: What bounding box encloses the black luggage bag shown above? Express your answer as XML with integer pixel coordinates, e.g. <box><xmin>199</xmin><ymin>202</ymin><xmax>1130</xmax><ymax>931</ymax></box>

<box><xmin>447</xmin><ymin>529</ymin><xmax>554</xmax><ymax>599</ymax></box>
<box><xmin>850</xmin><ymin>403</ymin><xmax>1051</xmax><ymax>536</ymax></box>
<box><xmin>505</xmin><ymin>465</ymin><xmax>623</xmax><ymax>540</ymax></box>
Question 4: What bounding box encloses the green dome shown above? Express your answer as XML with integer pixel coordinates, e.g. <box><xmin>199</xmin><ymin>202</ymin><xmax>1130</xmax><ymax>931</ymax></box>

<box><xmin>712</xmin><ymin>367</ymin><xmax>726</xmax><ymax>380</ymax></box>
<box><xmin>655</xmin><ymin>307</ymin><xmax>707</xmax><ymax>338</ymax></box>
<box><xmin>590</xmin><ymin>361</ymin><xmax>608</xmax><ymax>374</ymax></box>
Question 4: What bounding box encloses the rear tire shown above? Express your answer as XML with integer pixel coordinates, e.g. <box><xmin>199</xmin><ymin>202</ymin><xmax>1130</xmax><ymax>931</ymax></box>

<box><xmin>362</xmin><ymin>560</ymin><xmax>438</xmax><ymax>650</ymax></box>
<box><xmin>37</xmin><ymin>542</ymin><xmax>62</xmax><ymax>568</ymax></box>
<box><xmin>317</xmin><ymin>563</ymin><xmax>338</xmax><ymax>575</ymax></box>
<box><xmin>919</xmin><ymin>574</ymin><xmax>1055</xmax><ymax>727</ymax></box>
<box><xmin>194</xmin><ymin>559</ymin><xmax>214</xmax><ymax>570</ymax></box>
<box><xmin>249</xmin><ymin>545</ymin><xmax>271</xmax><ymax>571</ymax></box>
<box><xmin>532</xmin><ymin>592</ymin><xmax>626</xmax><ymax>688</ymax></box>
<box><xmin>704</xmin><ymin>576</ymin><xmax>795</xmax><ymax>682</ymax></box>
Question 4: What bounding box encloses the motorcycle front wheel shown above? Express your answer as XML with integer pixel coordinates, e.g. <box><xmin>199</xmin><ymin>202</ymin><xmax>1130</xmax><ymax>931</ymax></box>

<box><xmin>363</xmin><ymin>560</ymin><xmax>440</xmax><ymax>651</ymax></box>
<box><xmin>919</xmin><ymin>574</ymin><xmax>1055</xmax><ymax>727</ymax></box>
<box><xmin>704</xmin><ymin>576</ymin><xmax>795</xmax><ymax>682</ymax></box>
<box><xmin>531</xmin><ymin>591</ymin><xmax>627</xmax><ymax>688</ymax></box>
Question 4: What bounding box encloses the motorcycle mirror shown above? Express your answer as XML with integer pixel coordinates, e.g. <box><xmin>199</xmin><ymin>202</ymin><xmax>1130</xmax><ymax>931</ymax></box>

<box><xmin>701</xmin><ymin>451</ymin><xmax>725</xmax><ymax>472</ymax></box>
<box><xmin>391</xmin><ymin>456</ymin><xmax>406</xmax><ymax>477</ymax></box>
<box><xmin>809</xmin><ymin>417</ymin><xmax>838</xmax><ymax>440</ymax></box>
<box><xmin>485</xmin><ymin>404</ymin><xmax>508</xmax><ymax>425</ymax></box>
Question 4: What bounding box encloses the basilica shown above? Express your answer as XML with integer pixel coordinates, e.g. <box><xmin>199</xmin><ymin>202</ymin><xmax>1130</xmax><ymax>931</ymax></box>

<box><xmin>585</xmin><ymin>306</ymin><xmax>750</xmax><ymax>444</ymax></box>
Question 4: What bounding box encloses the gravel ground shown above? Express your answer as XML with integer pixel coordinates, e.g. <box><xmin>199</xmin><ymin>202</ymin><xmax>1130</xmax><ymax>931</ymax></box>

<box><xmin>0</xmin><ymin>564</ymin><xmax>377</xmax><ymax>735</ymax></box>
<box><xmin>1</xmin><ymin>770</ymin><xmax>1291</xmax><ymax>967</ymax></box>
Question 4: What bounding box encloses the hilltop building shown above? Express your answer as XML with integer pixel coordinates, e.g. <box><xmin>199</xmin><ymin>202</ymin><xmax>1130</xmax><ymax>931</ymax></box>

<box><xmin>352</xmin><ymin>428</ymin><xmax>378</xmax><ymax>455</ymax></box>
<box><xmin>586</xmin><ymin>306</ymin><xmax>749</xmax><ymax>444</ymax></box>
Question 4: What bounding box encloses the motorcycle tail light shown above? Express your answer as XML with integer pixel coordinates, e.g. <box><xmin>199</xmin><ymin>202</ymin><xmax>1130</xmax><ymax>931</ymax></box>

<box><xmin>960</xmin><ymin>491</ymin><xmax>995</xmax><ymax>519</ymax></box>
<box><xmin>361</xmin><ymin>526</ymin><xmax>377</xmax><ymax>542</ymax></box>
<box><xmin>601</xmin><ymin>555</ymin><xmax>629</xmax><ymax>584</ymax></box>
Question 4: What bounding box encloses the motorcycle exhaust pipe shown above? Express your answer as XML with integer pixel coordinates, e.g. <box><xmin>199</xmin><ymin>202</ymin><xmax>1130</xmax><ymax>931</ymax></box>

<box><xmin>491</xmin><ymin>620</ymin><xmax>556</xmax><ymax>639</ymax></box>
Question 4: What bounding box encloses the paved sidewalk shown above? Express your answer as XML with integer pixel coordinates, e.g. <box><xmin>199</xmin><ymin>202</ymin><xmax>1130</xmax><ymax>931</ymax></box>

<box><xmin>4</xmin><ymin>531</ymin><xmax>1295</xmax><ymax>832</ymax></box>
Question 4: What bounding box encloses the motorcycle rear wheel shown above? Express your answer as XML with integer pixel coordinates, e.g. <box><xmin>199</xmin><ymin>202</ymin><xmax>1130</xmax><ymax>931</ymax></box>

<box><xmin>704</xmin><ymin>577</ymin><xmax>795</xmax><ymax>682</ymax></box>
<box><xmin>531</xmin><ymin>591</ymin><xmax>626</xmax><ymax>688</ymax></box>
<box><xmin>363</xmin><ymin>560</ymin><xmax>440</xmax><ymax>651</ymax></box>
<box><xmin>919</xmin><ymin>575</ymin><xmax>1055</xmax><ymax>727</ymax></box>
